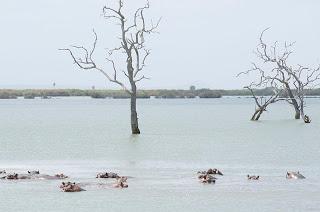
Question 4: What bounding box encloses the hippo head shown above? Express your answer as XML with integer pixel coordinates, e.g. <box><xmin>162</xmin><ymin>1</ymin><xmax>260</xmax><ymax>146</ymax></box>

<box><xmin>6</xmin><ymin>173</ymin><xmax>18</xmax><ymax>180</ymax></box>
<box><xmin>96</xmin><ymin>173</ymin><xmax>106</xmax><ymax>178</ymax></box>
<box><xmin>55</xmin><ymin>173</ymin><xmax>68</xmax><ymax>179</ymax></box>
<box><xmin>198</xmin><ymin>174</ymin><xmax>205</xmax><ymax>179</ymax></box>
<box><xmin>116</xmin><ymin>176</ymin><xmax>128</xmax><ymax>183</ymax></box>
<box><xmin>214</xmin><ymin>169</ymin><xmax>223</xmax><ymax>176</ymax></box>
<box><xmin>207</xmin><ymin>169</ymin><xmax>214</xmax><ymax>174</ymax></box>
<box><xmin>60</xmin><ymin>182</ymin><xmax>66</xmax><ymax>188</ymax></box>
<box><xmin>118</xmin><ymin>182</ymin><xmax>128</xmax><ymax>188</ymax></box>
<box><xmin>28</xmin><ymin>170</ymin><xmax>40</xmax><ymax>175</ymax></box>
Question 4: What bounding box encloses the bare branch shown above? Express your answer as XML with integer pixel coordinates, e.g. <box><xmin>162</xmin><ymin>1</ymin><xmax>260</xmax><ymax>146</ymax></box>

<box><xmin>59</xmin><ymin>30</ymin><xmax>131</xmax><ymax>94</ymax></box>
<box><xmin>135</xmin><ymin>75</ymin><xmax>150</xmax><ymax>83</ymax></box>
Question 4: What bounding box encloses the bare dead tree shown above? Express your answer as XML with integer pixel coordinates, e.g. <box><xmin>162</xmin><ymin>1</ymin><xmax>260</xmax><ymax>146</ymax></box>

<box><xmin>239</xmin><ymin>66</ymin><xmax>283</xmax><ymax>121</ymax></box>
<box><xmin>60</xmin><ymin>0</ymin><xmax>160</xmax><ymax>134</ymax></box>
<box><xmin>289</xmin><ymin>64</ymin><xmax>320</xmax><ymax>122</ymax></box>
<box><xmin>245</xmin><ymin>86</ymin><xmax>282</xmax><ymax>121</ymax></box>
<box><xmin>240</xmin><ymin>29</ymin><xmax>320</xmax><ymax>122</ymax></box>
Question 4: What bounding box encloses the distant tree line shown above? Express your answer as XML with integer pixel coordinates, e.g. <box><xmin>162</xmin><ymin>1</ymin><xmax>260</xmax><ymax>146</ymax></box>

<box><xmin>1</xmin><ymin>88</ymin><xmax>320</xmax><ymax>100</ymax></box>
<box><xmin>0</xmin><ymin>89</ymin><xmax>222</xmax><ymax>99</ymax></box>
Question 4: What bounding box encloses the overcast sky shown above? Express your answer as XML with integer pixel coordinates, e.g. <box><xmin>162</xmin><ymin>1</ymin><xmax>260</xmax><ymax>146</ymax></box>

<box><xmin>0</xmin><ymin>0</ymin><xmax>319</xmax><ymax>89</ymax></box>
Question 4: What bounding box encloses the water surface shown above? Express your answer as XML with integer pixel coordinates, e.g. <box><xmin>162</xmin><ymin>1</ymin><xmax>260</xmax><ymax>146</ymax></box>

<box><xmin>1</xmin><ymin>97</ymin><xmax>319</xmax><ymax>211</ymax></box>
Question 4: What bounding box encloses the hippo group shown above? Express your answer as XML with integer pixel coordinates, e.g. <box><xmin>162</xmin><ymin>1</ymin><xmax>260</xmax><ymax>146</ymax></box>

<box><xmin>196</xmin><ymin>168</ymin><xmax>306</xmax><ymax>185</ymax></box>
<box><xmin>96</xmin><ymin>172</ymin><xmax>119</xmax><ymax>179</ymax></box>
<box><xmin>97</xmin><ymin>172</ymin><xmax>129</xmax><ymax>189</ymax></box>
<box><xmin>59</xmin><ymin>171</ymin><xmax>129</xmax><ymax>192</ymax></box>
<box><xmin>197</xmin><ymin>168</ymin><xmax>223</xmax><ymax>176</ymax></box>
<box><xmin>246</xmin><ymin>171</ymin><xmax>306</xmax><ymax>181</ymax></box>
<box><xmin>59</xmin><ymin>175</ymin><xmax>129</xmax><ymax>192</ymax></box>
<box><xmin>197</xmin><ymin>168</ymin><xmax>223</xmax><ymax>184</ymax></box>
<box><xmin>1</xmin><ymin>168</ymin><xmax>307</xmax><ymax>192</ymax></box>
<box><xmin>0</xmin><ymin>170</ymin><xmax>68</xmax><ymax>180</ymax></box>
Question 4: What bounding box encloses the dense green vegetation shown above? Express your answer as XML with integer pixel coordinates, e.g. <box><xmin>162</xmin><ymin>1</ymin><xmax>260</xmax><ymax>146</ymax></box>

<box><xmin>0</xmin><ymin>88</ymin><xmax>319</xmax><ymax>99</ymax></box>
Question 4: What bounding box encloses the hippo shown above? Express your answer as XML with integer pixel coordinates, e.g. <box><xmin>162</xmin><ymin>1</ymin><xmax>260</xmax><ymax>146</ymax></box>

<box><xmin>96</xmin><ymin>172</ymin><xmax>119</xmax><ymax>179</ymax></box>
<box><xmin>208</xmin><ymin>168</ymin><xmax>223</xmax><ymax>176</ymax></box>
<box><xmin>116</xmin><ymin>176</ymin><xmax>128</xmax><ymax>183</ymax></box>
<box><xmin>197</xmin><ymin>168</ymin><xmax>223</xmax><ymax>176</ymax></box>
<box><xmin>286</xmin><ymin>171</ymin><xmax>306</xmax><ymax>179</ymax></box>
<box><xmin>111</xmin><ymin>175</ymin><xmax>129</xmax><ymax>188</ymax></box>
<box><xmin>0</xmin><ymin>170</ymin><xmax>6</xmax><ymax>178</ymax></box>
<box><xmin>1</xmin><ymin>171</ymin><xmax>40</xmax><ymax>180</ymax></box>
<box><xmin>304</xmin><ymin>115</ymin><xmax>311</xmax><ymax>123</ymax></box>
<box><xmin>1</xmin><ymin>172</ymin><xmax>68</xmax><ymax>180</ymax></box>
<box><xmin>36</xmin><ymin>173</ymin><xmax>68</xmax><ymax>180</ymax></box>
<box><xmin>28</xmin><ymin>170</ymin><xmax>40</xmax><ymax>175</ymax></box>
<box><xmin>1</xmin><ymin>173</ymin><xmax>30</xmax><ymax>180</ymax></box>
<box><xmin>199</xmin><ymin>174</ymin><xmax>216</xmax><ymax>184</ymax></box>
<box><xmin>112</xmin><ymin>181</ymin><xmax>128</xmax><ymax>188</ymax></box>
<box><xmin>54</xmin><ymin>173</ymin><xmax>68</xmax><ymax>179</ymax></box>
<box><xmin>60</xmin><ymin>182</ymin><xmax>85</xmax><ymax>192</ymax></box>
<box><xmin>3</xmin><ymin>173</ymin><xmax>19</xmax><ymax>180</ymax></box>
<box><xmin>247</xmin><ymin>175</ymin><xmax>260</xmax><ymax>180</ymax></box>
<box><xmin>198</xmin><ymin>174</ymin><xmax>217</xmax><ymax>180</ymax></box>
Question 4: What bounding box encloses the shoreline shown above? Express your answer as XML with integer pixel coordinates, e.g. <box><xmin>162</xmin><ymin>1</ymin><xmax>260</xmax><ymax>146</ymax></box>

<box><xmin>1</xmin><ymin>88</ymin><xmax>320</xmax><ymax>99</ymax></box>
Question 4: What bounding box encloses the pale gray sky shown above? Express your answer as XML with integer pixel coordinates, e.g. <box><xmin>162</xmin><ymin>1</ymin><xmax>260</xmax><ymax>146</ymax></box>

<box><xmin>0</xmin><ymin>0</ymin><xmax>319</xmax><ymax>89</ymax></box>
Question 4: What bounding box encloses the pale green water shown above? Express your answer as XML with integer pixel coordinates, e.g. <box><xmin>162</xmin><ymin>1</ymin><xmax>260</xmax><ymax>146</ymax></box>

<box><xmin>0</xmin><ymin>97</ymin><xmax>319</xmax><ymax>211</ymax></box>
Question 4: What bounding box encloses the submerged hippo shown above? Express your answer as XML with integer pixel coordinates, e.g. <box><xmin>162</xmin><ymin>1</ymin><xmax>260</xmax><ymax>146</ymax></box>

<box><xmin>198</xmin><ymin>174</ymin><xmax>217</xmax><ymax>180</ymax></box>
<box><xmin>286</xmin><ymin>171</ymin><xmax>306</xmax><ymax>179</ymax></box>
<box><xmin>197</xmin><ymin>168</ymin><xmax>223</xmax><ymax>176</ymax></box>
<box><xmin>199</xmin><ymin>174</ymin><xmax>216</xmax><ymax>184</ymax></box>
<box><xmin>116</xmin><ymin>176</ymin><xmax>128</xmax><ymax>183</ymax></box>
<box><xmin>112</xmin><ymin>176</ymin><xmax>128</xmax><ymax>188</ymax></box>
<box><xmin>54</xmin><ymin>173</ymin><xmax>68</xmax><ymax>179</ymax></box>
<box><xmin>1</xmin><ymin>171</ymin><xmax>40</xmax><ymax>180</ymax></box>
<box><xmin>36</xmin><ymin>173</ymin><xmax>68</xmax><ymax>180</ymax></box>
<box><xmin>60</xmin><ymin>182</ymin><xmax>85</xmax><ymax>192</ymax></box>
<box><xmin>304</xmin><ymin>115</ymin><xmax>311</xmax><ymax>123</ymax></box>
<box><xmin>200</xmin><ymin>174</ymin><xmax>217</xmax><ymax>184</ymax></box>
<box><xmin>247</xmin><ymin>175</ymin><xmax>260</xmax><ymax>180</ymax></box>
<box><xmin>1</xmin><ymin>172</ymin><xmax>68</xmax><ymax>180</ymax></box>
<box><xmin>112</xmin><ymin>181</ymin><xmax>128</xmax><ymax>188</ymax></box>
<box><xmin>2</xmin><ymin>173</ymin><xmax>19</xmax><ymax>180</ymax></box>
<box><xmin>96</xmin><ymin>172</ymin><xmax>119</xmax><ymax>179</ymax></box>
<box><xmin>1</xmin><ymin>173</ymin><xmax>30</xmax><ymax>180</ymax></box>
<box><xmin>109</xmin><ymin>175</ymin><xmax>128</xmax><ymax>188</ymax></box>
<box><xmin>0</xmin><ymin>171</ymin><xmax>6</xmax><ymax>178</ymax></box>
<box><xmin>28</xmin><ymin>170</ymin><xmax>40</xmax><ymax>175</ymax></box>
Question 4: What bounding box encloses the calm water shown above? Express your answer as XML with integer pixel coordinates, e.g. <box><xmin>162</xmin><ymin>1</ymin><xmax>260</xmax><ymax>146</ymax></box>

<box><xmin>0</xmin><ymin>97</ymin><xmax>319</xmax><ymax>212</ymax></box>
